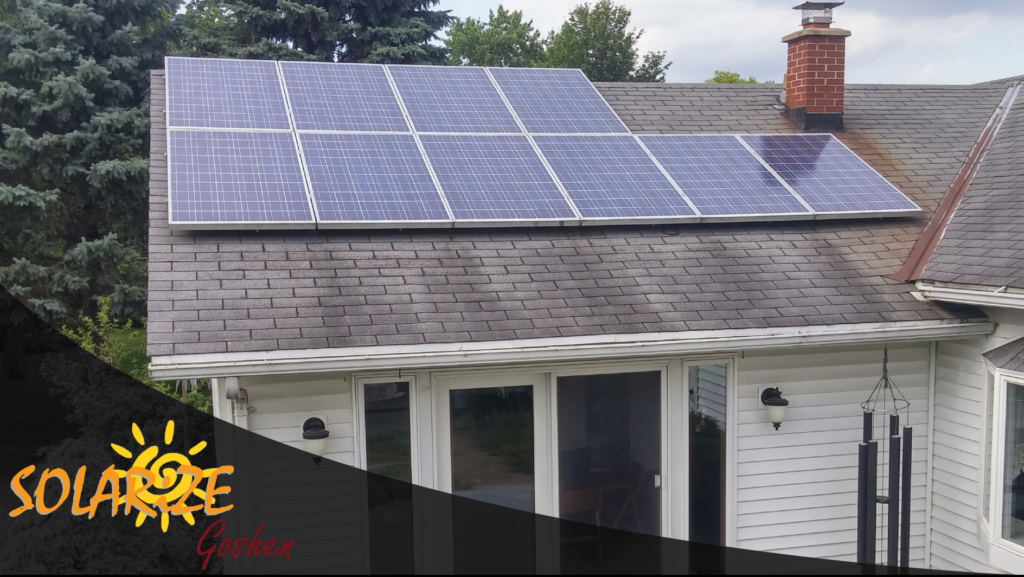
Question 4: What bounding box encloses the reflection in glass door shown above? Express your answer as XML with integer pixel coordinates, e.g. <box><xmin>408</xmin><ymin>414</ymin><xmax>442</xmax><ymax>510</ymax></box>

<box><xmin>450</xmin><ymin>386</ymin><xmax>535</xmax><ymax>512</ymax></box>
<box><xmin>688</xmin><ymin>363</ymin><xmax>729</xmax><ymax>575</ymax></box>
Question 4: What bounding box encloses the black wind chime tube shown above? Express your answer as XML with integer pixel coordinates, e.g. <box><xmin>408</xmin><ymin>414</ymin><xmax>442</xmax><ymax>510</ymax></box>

<box><xmin>900</xmin><ymin>426</ymin><xmax>913</xmax><ymax>570</ymax></box>
<box><xmin>858</xmin><ymin>441</ymin><xmax>870</xmax><ymax>564</ymax></box>
<box><xmin>866</xmin><ymin>439</ymin><xmax>878</xmax><ymax>565</ymax></box>
<box><xmin>887</xmin><ymin>414</ymin><xmax>901</xmax><ymax>569</ymax></box>
<box><xmin>857</xmin><ymin>411</ymin><xmax>873</xmax><ymax>565</ymax></box>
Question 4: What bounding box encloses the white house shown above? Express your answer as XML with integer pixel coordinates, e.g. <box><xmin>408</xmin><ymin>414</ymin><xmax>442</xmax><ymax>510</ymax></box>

<box><xmin>146</xmin><ymin>4</ymin><xmax>1024</xmax><ymax>573</ymax></box>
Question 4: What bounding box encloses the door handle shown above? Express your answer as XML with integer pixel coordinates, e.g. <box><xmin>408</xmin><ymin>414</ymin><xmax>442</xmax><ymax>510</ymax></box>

<box><xmin>654</xmin><ymin>474</ymin><xmax>661</xmax><ymax>488</ymax></box>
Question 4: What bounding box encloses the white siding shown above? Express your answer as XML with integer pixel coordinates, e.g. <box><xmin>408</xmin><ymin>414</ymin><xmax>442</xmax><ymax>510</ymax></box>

<box><xmin>690</xmin><ymin>363</ymin><xmax>728</xmax><ymax>426</ymax></box>
<box><xmin>929</xmin><ymin>307</ymin><xmax>1024</xmax><ymax>573</ymax></box>
<box><xmin>737</xmin><ymin>342</ymin><xmax>930</xmax><ymax>566</ymax></box>
<box><xmin>234</xmin><ymin>372</ymin><xmax>363</xmax><ymax>574</ymax></box>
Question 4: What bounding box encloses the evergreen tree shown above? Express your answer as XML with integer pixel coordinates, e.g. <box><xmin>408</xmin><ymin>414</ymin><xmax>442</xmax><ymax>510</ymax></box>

<box><xmin>0</xmin><ymin>0</ymin><xmax>179</xmax><ymax>323</ymax></box>
<box><xmin>545</xmin><ymin>0</ymin><xmax>670</xmax><ymax>82</ymax></box>
<box><xmin>446</xmin><ymin>5</ymin><xmax>545</xmax><ymax>68</ymax></box>
<box><xmin>182</xmin><ymin>0</ymin><xmax>452</xmax><ymax>63</ymax></box>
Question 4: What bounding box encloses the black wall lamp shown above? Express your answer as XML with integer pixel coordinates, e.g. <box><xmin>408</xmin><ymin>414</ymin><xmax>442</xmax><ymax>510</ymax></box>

<box><xmin>761</xmin><ymin>387</ymin><xmax>790</xmax><ymax>430</ymax></box>
<box><xmin>302</xmin><ymin>417</ymin><xmax>330</xmax><ymax>465</ymax></box>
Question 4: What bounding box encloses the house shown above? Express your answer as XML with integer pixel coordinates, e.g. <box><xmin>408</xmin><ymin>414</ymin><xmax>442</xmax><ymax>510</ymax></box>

<box><xmin>145</xmin><ymin>3</ymin><xmax>1024</xmax><ymax>573</ymax></box>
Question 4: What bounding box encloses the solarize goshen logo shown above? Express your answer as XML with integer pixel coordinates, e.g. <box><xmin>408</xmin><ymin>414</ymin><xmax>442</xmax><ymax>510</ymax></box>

<box><xmin>8</xmin><ymin>420</ymin><xmax>295</xmax><ymax>569</ymax></box>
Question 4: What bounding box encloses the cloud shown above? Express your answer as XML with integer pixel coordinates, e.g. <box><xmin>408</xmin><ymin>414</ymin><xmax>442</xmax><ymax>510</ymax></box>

<box><xmin>437</xmin><ymin>0</ymin><xmax>1024</xmax><ymax>84</ymax></box>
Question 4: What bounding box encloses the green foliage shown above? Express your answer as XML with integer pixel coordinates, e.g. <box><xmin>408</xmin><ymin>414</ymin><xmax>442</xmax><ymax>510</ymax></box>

<box><xmin>446</xmin><ymin>6</ymin><xmax>544</xmax><ymax>68</ymax></box>
<box><xmin>705</xmin><ymin>70</ymin><xmax>773</xmax><ymax>84</ymax></box>
<box><xmin>59</xmin><ymin>297</ymin><xmax>212</xmax><ymax>413</ymax></box>
<box><xmin>544</xmin><ymin>0</ymin><xmax>670</xmax><ymax>82</ymax></box>
<box><xmin>0</xmin><ymin>0</ymin><xmax>176</xmax><ymax>323</ymax></box>
<box><xmin>177</xmin><ymin>0</ymin><xmax>452</xmax><ymax>63</ymax></box>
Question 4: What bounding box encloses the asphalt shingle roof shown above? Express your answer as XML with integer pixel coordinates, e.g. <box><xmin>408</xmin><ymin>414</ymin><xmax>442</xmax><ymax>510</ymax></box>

<box><xmin>147</xmin><ymin>72</ymin><xmax>1005</xmax><ymax>357</ymax></box>
<box><xmin>984</xmin><ymin>336</ymin><xmax>1024</xmax><ymax>373</ymax></box>
<box><xmin>919</xmin><ymin>83</ymin><xmax>1024</xmax><ymax>288</ymax></box>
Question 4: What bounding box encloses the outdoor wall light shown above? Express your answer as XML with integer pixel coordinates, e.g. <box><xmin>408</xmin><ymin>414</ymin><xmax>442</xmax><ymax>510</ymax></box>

<box><xmin>301</xmin><ymin>417</ymin><xmax>330</xmax><ymax>466</ymax></box>
<box><xmin>761</xmin><ymin>387</ymin><xmax>790</xmax><ymax>430</ymax></box>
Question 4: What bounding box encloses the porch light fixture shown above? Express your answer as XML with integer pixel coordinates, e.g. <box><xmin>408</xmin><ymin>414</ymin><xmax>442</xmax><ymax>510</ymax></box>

<box><xmin>761</xmin><ymin>387</ymin><xmax>790</xmax><ymax>430</ymax></box>
<box><xmin>302</xmin><ymin>417</ymin><xmax>330</xmax><ymax>466</ymax></box>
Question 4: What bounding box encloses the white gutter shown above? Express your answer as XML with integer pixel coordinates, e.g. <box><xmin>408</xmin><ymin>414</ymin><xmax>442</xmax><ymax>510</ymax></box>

<box><xmin>150</xmin><ymin>319</ymin><xmax>994</xmax><ymax>380</ymax></box>
<box><xmin>916</xmin><ymin>281</ymin><xmax>1024</xmax><ymax>310</ymax></box>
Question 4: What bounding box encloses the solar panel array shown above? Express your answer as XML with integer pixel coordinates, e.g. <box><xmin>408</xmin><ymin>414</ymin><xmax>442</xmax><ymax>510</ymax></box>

<box><xmin>164</xmin><ymin>56</ymin><xmax>921</xmax><ymax>230</ymax></box>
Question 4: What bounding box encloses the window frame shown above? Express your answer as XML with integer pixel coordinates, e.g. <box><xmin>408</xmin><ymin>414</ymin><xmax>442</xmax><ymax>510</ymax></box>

<box><xmin>981</xmin><ymin>362</ymin><xmax>1024</xmax><ymax>573</ymax></box>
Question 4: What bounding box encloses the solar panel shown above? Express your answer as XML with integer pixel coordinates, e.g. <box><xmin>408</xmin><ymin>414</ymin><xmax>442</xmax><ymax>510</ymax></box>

<box><xmin>169</xmin><ymin>131</ymin><xmax>313</xmax><ymax>226</ymax></box>
<box><xmin>534</xmin><ymin>136</ymin><xmax>695</xmax><ymax>219</ymax></box>
<box><xmin>639</xmin><ymin>135</ymin><xmax>810</xmax><ymax>216</ymax></box>
<box><xmin>166</xmin><ymin>58</ymin><xmax>290</xmax><ymax>130</ymax></box>
<box><xmin>489</xmin><ymin>67</ymin><xmax>629</xmax><ymax>134</ymax></box>
<box><xmin>420</xmin><ymin>135</ymin><xmax>577</xmax><ymax>221</ymax></box>
<box><xmin>740</xmin><ymin>134</ymin><xmax>920</xmax><ymax>214</ymax></box>
<box><xmin>387</xmin><ymin>66</ymin><xmax>521</xmax><ymax>133</ymax></box>
<box><xmin>280</xmin><ymin>62</ymin><xmax>409</xmax><ymax>132</ymax></box>
<box><xmin>301</xmin><ymin>133</ymin><xmax>449</xmax><ymax>223</ymax></box>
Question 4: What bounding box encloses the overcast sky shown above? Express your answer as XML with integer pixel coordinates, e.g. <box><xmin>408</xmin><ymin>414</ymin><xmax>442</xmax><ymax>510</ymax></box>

<box><xmin>436</xmin><ymin>0</ymin><xmax>1024</xmax><ymax>84</ymax></box>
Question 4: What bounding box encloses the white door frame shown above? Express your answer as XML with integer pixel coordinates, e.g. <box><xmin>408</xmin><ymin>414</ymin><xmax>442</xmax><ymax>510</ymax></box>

<box><xmin>430</xmin><ymin>371</ymin><xmax>554</xmax><ymax>517</ymax></box>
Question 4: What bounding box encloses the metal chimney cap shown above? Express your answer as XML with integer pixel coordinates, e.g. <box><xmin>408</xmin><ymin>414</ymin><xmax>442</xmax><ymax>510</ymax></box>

<box><xmin>793</xmin><ymin>1</ymin><xmax>844</xmax><ymax>26</ymax></box>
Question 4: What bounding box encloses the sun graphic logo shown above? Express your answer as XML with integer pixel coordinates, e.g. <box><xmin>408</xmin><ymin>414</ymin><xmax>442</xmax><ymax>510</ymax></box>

<box><xmin>110</xmin><ymin>421</ymin><xmax>221</xmax><ymax>532</ymax></box>
<box><xmin>8</xmin><ymin>420</ymin><xmax>234</xmax><ymax>528</ymax></box>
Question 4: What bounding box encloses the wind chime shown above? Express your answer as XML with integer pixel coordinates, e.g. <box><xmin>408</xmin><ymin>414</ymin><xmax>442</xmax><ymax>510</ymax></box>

<box><xmin>857</xmin><ymin>346</ymin><xmax>912</xmax><ymax>568</ymax></box>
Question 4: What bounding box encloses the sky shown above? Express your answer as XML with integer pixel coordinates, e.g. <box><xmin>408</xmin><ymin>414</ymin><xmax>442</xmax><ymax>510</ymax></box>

<box><xmin>435</xmin><ymin>0</ymin><xmax>1024</xmax><ymax>84</ymax></box>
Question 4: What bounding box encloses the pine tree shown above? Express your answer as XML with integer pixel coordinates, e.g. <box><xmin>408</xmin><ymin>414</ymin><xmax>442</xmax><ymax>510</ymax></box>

<box><xmin>0</xmin><ymin>0</ymin><xmax>178</xmax><ymax>323</ymax></box>
<box><xmin>179</xmin><ymin>0</ymin><xmax>451</xmax><ymax>63</ymax></box>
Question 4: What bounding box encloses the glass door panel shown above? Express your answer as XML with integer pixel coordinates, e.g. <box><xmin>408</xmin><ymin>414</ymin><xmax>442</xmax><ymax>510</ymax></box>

<box><xmin>450</xmin><ymin>386</ymin><xmax>535</xmax><ymax>512</ymax></box>
<box><xmin>556</xmin><ymin>371</ymin><xmax>662</xmax><ymax>574</ymax></box>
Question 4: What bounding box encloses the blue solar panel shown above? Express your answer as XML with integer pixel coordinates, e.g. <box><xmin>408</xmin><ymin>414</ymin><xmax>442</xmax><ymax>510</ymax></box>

<box><xmin>740</xmin><ymin>134</ymin><xmax>920</xmax><ymax>213</ymax></box>
<box><xmin>534</xmin><ymin>136</ymin><xmax>695</xmax><ymax>219</ymax></box>
<box><xmin>489</xmin><ymin>67</ymin><xmax>629</xmax><ymax>134</ymax></box>
<box><xmin>387</xmin><ymin>66</ymin><xmax>521</xmax><ymax>133</ymax></box>
<box><xmin>639</xmin><ymin>135</ymin><xmax>810</xmax><ymax>216</ymax></box>
<box><xmin>166</xmin><ymin>58</ymin><xmax>290</xmax><ymax>130</ymax></box>
<box><xmin>169</xmin><ymin>131</ymin><xmax>313</xmax><ymax>225</ymax></box>
<box><xmin>420</xmin><ymin>135</ymin><xmax>577</xmax><ymax>221</ymax></box>
<box><xmin>280</xmin><ymin>62</ymin><xmax>409</xmax><ymax>132</ymax></box>
<box><xmin>301</xmin><ymin>133</ymin><xmax>449</xmax><ymax>222</ymax></box>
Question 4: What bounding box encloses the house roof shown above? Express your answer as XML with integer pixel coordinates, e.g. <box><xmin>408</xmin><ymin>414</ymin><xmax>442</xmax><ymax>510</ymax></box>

<box><xmin>146</xmin><ymin>71</ymin><xmax>1006</xmax><ymax>358</ymax></box>
<box><xmin>984</xmin><ymin>336</ymin><xmax>1024</xmax><ymax>373</ymax></box>
<box><xmin>915</xmin><ymin>82</ymin><xmax>1024</xmax><ymax>289</ymax></box>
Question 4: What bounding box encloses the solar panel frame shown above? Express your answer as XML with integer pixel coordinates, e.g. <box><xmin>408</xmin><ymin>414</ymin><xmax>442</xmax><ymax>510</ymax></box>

<box><xmin>166</xmin><ymin>57</ymin><xmax>292</xmax><ymax>130</ymax></box>
<box><xmin>280</xmin><ymin>62</ymin><xmax>411</xmax><ymax>133</ymax></box>
<box><xmin>487</xmin><ymin>67</ymin><xmax>631</xmax><ymax>135</ymax></box>
<box><xmin>740</xmin><ymin>133</ymin><xmax>922</xmax><ymax>217</ymax></box>
<box><xmin>534</xmin><ymin>135</ymin><xmax>700</xmax><ymax>223</ymax></box>
<box><xmin>420</xmin><ymin>134</ymin><xmax>580</xmax><ymax>224</ymax></box>
<box><xmin>638</xmin><ymin>134</ymin><xmax>813</xmax><ymax>218</ymax></box>
<box><xmin>386</xmin><ymin>65</ymin><xmax>523</xmax><ymax>134</ymax></box>
<box><xmin>167</xmin><ymin>130</ymin><xmax>316</xmax><ymax>230</ymax></box>
<box><xmin>301</xmin><ymin>133</ymin><xmax>452</xmax><ymax>227</ymax></box>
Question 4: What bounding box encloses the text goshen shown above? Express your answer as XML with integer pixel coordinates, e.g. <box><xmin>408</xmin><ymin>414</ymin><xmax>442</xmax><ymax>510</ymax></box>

<box><xmin>197</xmin><ymin>519</ymin><xmax>295</xmax><ymax>570</ymax></box>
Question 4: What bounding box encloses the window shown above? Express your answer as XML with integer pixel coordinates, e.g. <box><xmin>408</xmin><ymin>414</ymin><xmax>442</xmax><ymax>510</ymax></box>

<box><xmin>980</xmin><ymin>366</ymin><xmax>1024</xmax><ymax>573</ymax></box>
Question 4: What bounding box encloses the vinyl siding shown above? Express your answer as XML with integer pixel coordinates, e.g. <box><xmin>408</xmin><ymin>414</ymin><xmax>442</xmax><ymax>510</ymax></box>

<box><xmin>737</xmin><ymin>342</ymin><xmax>931</xmax><ymax>566</ymax></box>
<box><xmin>928</xmin><ymin>307</ymin><xmax>1024</xmax><ymax>573</ymax></box>
<box><xmin>233</xmin><ymin>372</ymin><xmax>364</xmax><ymax>574</ymax></box>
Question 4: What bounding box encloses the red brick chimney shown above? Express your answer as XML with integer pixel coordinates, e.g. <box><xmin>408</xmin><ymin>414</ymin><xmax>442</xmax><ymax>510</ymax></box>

<box><xmin>782</xmin><ymin>2</ymin><xmax>850</xmax><ymax>131</ymax></box>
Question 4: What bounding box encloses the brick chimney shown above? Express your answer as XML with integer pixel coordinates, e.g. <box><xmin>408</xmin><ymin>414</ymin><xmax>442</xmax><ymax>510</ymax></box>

<box><xmin>782</xmin><ymin>2</ymin><xmax>850</xmax><ymax>131</ymax></box>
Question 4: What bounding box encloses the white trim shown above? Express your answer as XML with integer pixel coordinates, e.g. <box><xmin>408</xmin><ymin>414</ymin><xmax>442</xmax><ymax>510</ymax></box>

<box><xmin>149</xmin><ymin>320</ymin><xmax>995</xmax><ymax>380</ymax></box>
<box><xmin>981</xmin><ymin>368</ymin><xmax>1024</xmax><ymax>572</ymax></box>
<box><xmin>917</xmin><ymin>281</ymin><xmax>1024</xmax><ymax>310</ymax></box>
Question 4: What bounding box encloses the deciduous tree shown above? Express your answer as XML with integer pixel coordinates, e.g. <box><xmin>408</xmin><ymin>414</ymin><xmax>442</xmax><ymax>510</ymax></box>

<box><xmin>446</xmin><ymin>5</ymin><xmax>544</xmax><ymax>68</ymax></box>
<box><xmin>545</xmin><ymin>0</ymin><xmax>670</xmax><ymax>82</ymax></box>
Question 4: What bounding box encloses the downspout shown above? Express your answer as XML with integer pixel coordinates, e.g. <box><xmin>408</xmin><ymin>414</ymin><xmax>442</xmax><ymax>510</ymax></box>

<box><xmin>892</xmin><ymin>82</ymin><xmax>1021</xmax><ymax>282</ymax></box>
